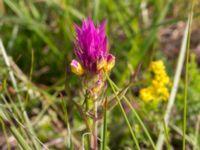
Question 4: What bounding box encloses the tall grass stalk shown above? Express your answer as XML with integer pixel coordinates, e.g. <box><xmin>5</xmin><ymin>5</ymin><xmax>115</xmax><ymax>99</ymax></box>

<box><xmin>10</xmin><ymin>127</ymin><xmax>32</xmax><ymax>150</ymax></box>
<box><xmin>1</xmin><ymin>92</ymin><xmax>33</xmax><ymax>144</ymax></box>
<box><xmin>0</xmin><ymin>98</ymin><xmax>49</xmax><ymax>150</ymax></box>
<box><xmin>0</xmin><ymin>39</ymin><xmax>41</xmax><ymax>150</ymax></box>
<box><xmin>0</xmin><ymin>110</ymin><xmax>32</xmax><ymax>150</ymax></box>
<box><xmin>107</xmin><ymin>76</ymin><xmax>156</xmax><ymax>150</ymax></box>
<box><xmin>156</xmin><ymin>7</ymin><xmax>193</xmax><ymax>150</ymax></box>
<box><xmin>162</xmin><ymin>119</ymin><xmax>171</xmax><ymax>150</ymax></box>
<box><xmin>183</xmin><ymin>5</ymin><xmax>193</xmax><ymax>150</ymax></box>
<box><xmin>1</xmin><ymin>88</ymin><xmax>23</xmax><ymax>122</ymax></box>
<box><xmin>169</xmin><ymin>123</ymin><xmax>195</xmax><ymax>146</ymax></box>
<box><xmin>106</xmin><ymin>74</ymin><xmax>140</xmax><ymax>150</ymax></box>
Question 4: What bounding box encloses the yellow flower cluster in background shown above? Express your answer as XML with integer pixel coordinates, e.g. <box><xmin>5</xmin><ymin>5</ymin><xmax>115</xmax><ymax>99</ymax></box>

<box><xmin>140</xmin><ymin>60</ymin><xmax>170</xmax><ymax>103</ymax></box>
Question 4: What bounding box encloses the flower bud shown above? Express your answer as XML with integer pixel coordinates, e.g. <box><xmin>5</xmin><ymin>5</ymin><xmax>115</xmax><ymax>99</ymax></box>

<box><xmin>70</xmin><ymin>59</ymin><xmax>84</xmax><ymax>75</ymax></box>
<box><xmin>97</xmin><ymin>57</ymin><xmax>106</xmax><ymax>71</ymax></box>
<box><xmin>104</xmin><ymin>54</ymin><xmax>115</xmax><ymax>71</ymax></box>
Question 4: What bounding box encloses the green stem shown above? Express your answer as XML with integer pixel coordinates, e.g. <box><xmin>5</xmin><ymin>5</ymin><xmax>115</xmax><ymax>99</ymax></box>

<box><xmin>86</xmin><ymin>93</ymin><xmax>93</xmax><ymax>149</ymax></box>
<box><xmin>92</xmin><ymin>100</ymin><xmax>98</xmax><ymax>150</ymax></box>
<box><xmin>101</xmin><ymin>99</ymin><xmax>107</xmax><ymax>150</ymax></box>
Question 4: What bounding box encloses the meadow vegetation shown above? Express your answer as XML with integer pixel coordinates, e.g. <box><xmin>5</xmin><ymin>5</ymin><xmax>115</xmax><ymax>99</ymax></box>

<box><xmin>0</xmin><ymin>0</ymin><xmax>200</xmax><ymax>149</ymax></box>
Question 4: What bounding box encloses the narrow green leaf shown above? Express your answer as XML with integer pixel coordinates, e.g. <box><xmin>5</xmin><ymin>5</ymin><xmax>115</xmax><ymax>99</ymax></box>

<box><xmin>106</xmin><ymin>74</ymin><xmax>140</xmax><ymax>150</ymax></box>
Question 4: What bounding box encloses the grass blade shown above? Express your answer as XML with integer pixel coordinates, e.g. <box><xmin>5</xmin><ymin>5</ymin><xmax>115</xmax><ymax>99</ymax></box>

<box><xmin>162</xmin><ymin>118</ymin><xmax>171</xmax><ymax>150</ymax></box>
<box><xmin>156</xmin><ymin>5</ymin><xmax>193</xmax><ymax>150</ymax></box>
<box><xmin>10</xmin><ymin>127</ymin><xmax>32</xmax><ymax>150</ymax></box>
<box><xmin>0</xmin><ymin>39</ymin><xmax>41</xmax><ymax>150</ymax></box>
<box><xmin>107</xmin><ymin>77</ymin><xmax>156</xmax><ymax>150</ymax></box>
<box><xmin>106</xmin><ymin>74</ymin><xmax>140</xmax><ymax>150</ymax></box>
<box><xmin>183</xmin><ymin>3</ymin><xmax>193</xmax><ymax>150</ymax></box>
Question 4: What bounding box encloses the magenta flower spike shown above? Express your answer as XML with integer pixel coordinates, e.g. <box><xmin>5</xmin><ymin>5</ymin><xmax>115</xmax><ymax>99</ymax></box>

<box><xmin>71</xmin><ymin>17</ymin><xmax>115</xmax><ymax>75</ymax></box>
<box><xmin>70</xmin><ymin>18</ymin><xmax>115</xmax><ymax>149</ymax></box>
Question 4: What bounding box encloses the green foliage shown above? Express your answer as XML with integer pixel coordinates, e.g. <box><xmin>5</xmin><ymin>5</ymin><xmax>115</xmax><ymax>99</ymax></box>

<box><xmin>177</xmin><ymin>54</ymin><xmax>200</xmax><ymax>118</ymax></box>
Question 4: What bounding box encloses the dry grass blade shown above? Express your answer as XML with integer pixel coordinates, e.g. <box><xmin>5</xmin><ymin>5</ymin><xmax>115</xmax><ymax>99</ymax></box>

<box><xmin>156</xmin><ymin>7</ymin><xmax>193</xmax><ymax>150</ymax></box>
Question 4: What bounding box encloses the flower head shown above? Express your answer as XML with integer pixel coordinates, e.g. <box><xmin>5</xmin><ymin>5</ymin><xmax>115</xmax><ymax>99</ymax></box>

<box><xmin>139</xmin><ymin>60</ymin><xmax>170</xmax><ymax>103</ymax></box>
<box><xmin>71</xmin><ymin>17</ymin><xmax>115</xmax><ymax>75</ymax></box>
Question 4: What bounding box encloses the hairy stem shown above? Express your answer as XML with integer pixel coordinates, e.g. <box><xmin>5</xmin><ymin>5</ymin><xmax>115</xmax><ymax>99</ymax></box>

<box><xmin>91</xmin><ymin>100</ymin><xmax>98</xmax><ymax>150</ymax></box>
<box><xmin>94</xmin><ymin>100</ymin><xmax>98</xmax><ymax>150</ymax></box>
